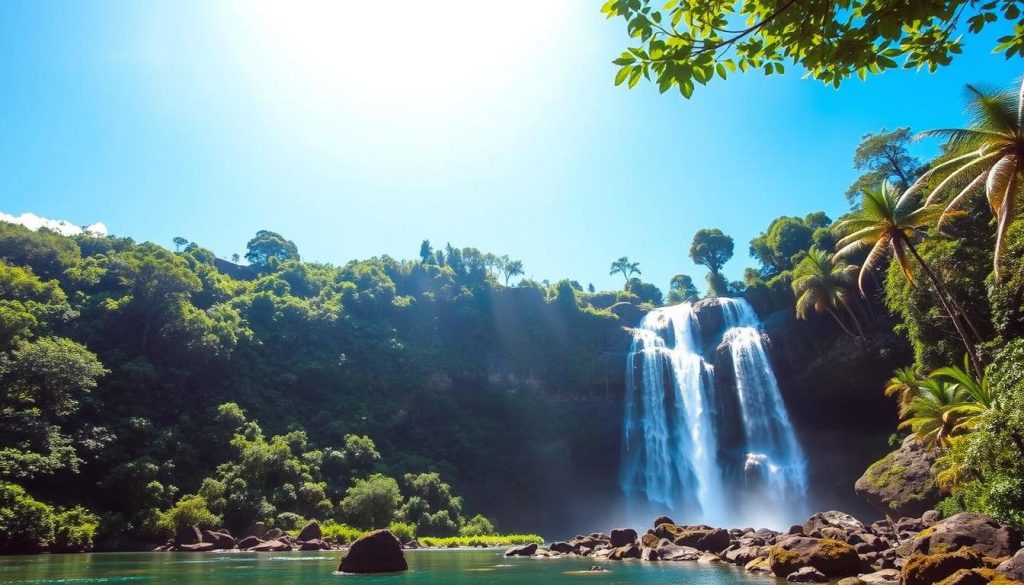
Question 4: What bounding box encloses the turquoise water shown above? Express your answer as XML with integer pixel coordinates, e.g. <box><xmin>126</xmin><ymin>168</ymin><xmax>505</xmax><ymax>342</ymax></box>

<box><xmin>0</xmin><ymin>549</ymin><xmax>768</xmax><ymax>584</ymax></box>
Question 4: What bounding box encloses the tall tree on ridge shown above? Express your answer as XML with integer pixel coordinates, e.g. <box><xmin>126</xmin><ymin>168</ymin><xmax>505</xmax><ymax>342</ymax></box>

<box><xmin>609</xmin><ymin>257</ymin><xmax>641</xmax><ymax>286</ymax></box>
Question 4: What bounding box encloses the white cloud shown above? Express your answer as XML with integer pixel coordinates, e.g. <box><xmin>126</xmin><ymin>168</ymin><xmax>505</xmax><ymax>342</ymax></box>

<box><xmin>0</xmin><ymin>211</ymin><xmax>108</xmax><ymax>237</ymax></box>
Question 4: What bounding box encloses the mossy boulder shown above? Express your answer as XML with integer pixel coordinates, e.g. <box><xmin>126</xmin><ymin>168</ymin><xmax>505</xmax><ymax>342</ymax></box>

<box><xmin>902</xmin><ymin>547</ymin><xmax>986</xmax><ymax>585</ymax></box>
<box><xmin>911</xmin><ymin>513</ymin><xmax>1022</xmax><ymax>558</ymax></box>
<box><xmin>769</xmin><ymin>536</ymin><xmax>861</xmax><ymax>578</ymax></box>
<box><xmin>672</xmin><ymin>527</ymin><xmax>730</xmax><ymax>552</ymax></box>
<box><xmin>855</xmin><ymin>435</ymin><xmax>939</xmax><ymax>519</ymax></box>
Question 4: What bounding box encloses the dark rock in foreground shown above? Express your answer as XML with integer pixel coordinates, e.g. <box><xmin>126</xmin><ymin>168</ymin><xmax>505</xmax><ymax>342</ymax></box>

<box><xmin>338</xmin><ymin>529</ymin><xmax>407</xmax><ymax>573</ymax></box>
<box><xmin>909</xmin><ymin>512</ymin><xmax>1021</xmax><ymax>558</ymax></box>
<box><xmin>297</xmin><ymin>521</ymin><xmax>322</xmax><ymax>542</ymax></box>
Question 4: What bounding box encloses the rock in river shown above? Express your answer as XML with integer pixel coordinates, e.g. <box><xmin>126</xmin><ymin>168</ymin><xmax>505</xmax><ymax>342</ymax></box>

<box><xmin>338</xmin><ymin>529</ymin><xmax>408</xmax><ymax>573</ymax></box>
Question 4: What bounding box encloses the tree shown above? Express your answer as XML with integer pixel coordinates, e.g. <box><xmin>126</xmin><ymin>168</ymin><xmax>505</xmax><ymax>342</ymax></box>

<box><xmin>340</xmin><ymin>474</ymin><xmax>402</xmax><ymax>530</ymax></box>
<box><xmin>749</xmin><ymin>216</ymin><xmax>816</xmax><ymax>276</ymax></box>
<box><xmin>626</xmin><ymin>278</ymin><xmax>664</xmax><ymax>306</ymax></box>
<box><xmin>791</xmin><ymin>248</ymin><xmax>863</xmax><ymax>337</ymax></box>
<box><xmin>419</xmin><ymin>239</ymin><xmax>433</xmax><ymax>264</ymax></box>
<box><xmin>845</xmin><ymin>128</ymin><xmax>924</xmax><ymax>207</ymax></box>
<box><xmin>609</xmin><ymin>256</ymin><xmax>641</xmax><ymax>286</ymax></box>
<box><xmin>495</xmin><ymin>256</ymin><xmax>524</xmax><ymax>286</ymax></box>
<box><xmin>603</xmin><ymin>0</ymin><xmax>1024</xmax><ymax>99</ymax></box>
<box><xmin>172</xmin><ymin>237</ymin><xmax>188</xmax><ymax>252</ymax></box>
<box><xmin>230</xmin><ymin>253</ymin><xmax>240</xmax><ymax>263</ymax></box>
<box><xmin>690</xmin><ymin>228</ymin><xmax>734</xmax><ymax>296</ymax></box>
<box><xmin>244</xmin><ymin>230</ymin><xmax>299</xmax><ymax>269</ymax></box>
<box><xmin>898</xmin><ymin>362</ymin><xmax>991</xmax><ymax>450</ymax></box>
<box><xmin>0</xmin><ymin>337</ymin><xmax>106</xmax><ymax>479</ymax></box>
<box><xmin>909</xmin><ymin>77</ymin><xmax>1024</xmax><ymax>279</ymax></box>
<box><xmin>835</xmin><ymin>181</ymin><xmax>981</xmax><ymax>377</ymax></box>
<box><xmin>668</xmin><ymin>273</ymin><xmax>698</xmax><ymax>303</ymax></box>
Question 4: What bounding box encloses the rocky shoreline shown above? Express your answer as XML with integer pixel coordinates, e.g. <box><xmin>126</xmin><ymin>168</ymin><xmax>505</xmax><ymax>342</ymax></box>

<box><xmin>506</xmin><ymin>511</ymin><xmax>1024</xmax><ymax>584</ymax></box>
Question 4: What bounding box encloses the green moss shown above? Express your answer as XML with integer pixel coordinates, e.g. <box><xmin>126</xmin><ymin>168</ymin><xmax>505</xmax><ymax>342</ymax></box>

<box><xmin>816</xmin><ymin>538</ymin><xmax>856</xmax><ymax>559</ymax></box>
<box><xmin>864</xmin><ymin>453</ymin><xmax>905</xmax><ymax>489</ymax></box>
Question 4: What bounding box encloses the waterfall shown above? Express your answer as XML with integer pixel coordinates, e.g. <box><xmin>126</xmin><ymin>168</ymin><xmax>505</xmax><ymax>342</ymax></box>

<box><xmin>620</xmin><ymin>297</ymin><xmax>807</xmax><ymax>528</ymax></box>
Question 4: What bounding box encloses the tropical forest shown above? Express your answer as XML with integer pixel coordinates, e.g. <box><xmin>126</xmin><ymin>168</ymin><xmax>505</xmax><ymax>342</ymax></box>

<box><xmin>3</xmin><ymin>1</ymin><xmax>1024</xmax><ymax>584</ymax></box>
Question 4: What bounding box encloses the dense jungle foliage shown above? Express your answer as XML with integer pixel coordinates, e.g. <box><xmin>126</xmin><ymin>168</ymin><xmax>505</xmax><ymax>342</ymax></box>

<box><xmin>0</xmin><ymin>225</ymin><xmax>648</xmax><ymax>552</ymax></box>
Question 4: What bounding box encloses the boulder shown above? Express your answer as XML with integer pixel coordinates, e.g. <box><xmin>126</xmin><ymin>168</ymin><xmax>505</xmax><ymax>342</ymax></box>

<box><xmin>237</xmin><ymin>536</ymin><xmax>263</xmax><ymax>550</ymax></box>
<box><xmin>745</xmin><ymin>556</ymin><xmax>773</xmax><ymax>574</ymax></box>
<box><xmin>923</xmin><ymin>510</ymin><xmax>942</xmax><ymax>527</ymax></box>
<box><xmin>673</xmin><ymin>527</ymin><xmax>730</xmax><ymax>552</ymax></box>
<box><xmin>855</xmin><ymin>436</ymin><xmax>940</xmax><ymax>519</ymax></box>
<box><xmin>252</xmin><ymin>539</ymin><xmax>291</xmax><ymax>552</ymax></box>
<box><xmin>787</xmin><ymin>566</ymin><xmax>829</xmax><ymax>582</ymax></box>
<box><xmin>640</xmin><ymin>547</ymin><xmax>659</xmax><ymax>561</ymax></box>
<box><xmin>299</xmin><ymin>539</ymin><xmax>326</xmax><ymax>551</ymax></box>
<box><xmin>902</xmin><ymin>548</ymin><xmax>985</xmax><ymax>585</ymax></box>
<box><xmin>610</xmin><ymin>528</ymin><xmax>638</xmax><ymax>547</ymax></box>
<box><xmin>549</xmin><ymin>541</ymin><xmax>574</xmax><ymax>554</ymax></box>
<box><xmin>263</xmin><ymin>528</ymin><xmax>284</xmax><ymax>540</ymax></box>
<box><xmin>936</xmin><ymin>568</ymin><xmax>1010</xmax><ymax>584</ymax></box>
<box><xmin>338</xmin><ymin>530</ymin><xmax>408</xmax><ymax>573</ymax></box>
<box><xmin>656</xmin><ymin>541</ymin><xmax>702</xmax><ymax>561</ymax></box>
<box><xmin>505</xmin><ymin>543</ymin><xmax>538</xmax><ymax>557</ymax></box>
<box><xmin>856</xmin><ymin>569</ymin><xmax>901</xmax><ymax>584</ymax></box>
<box><xmin>179</xmin><ymin>542</ymin><xmax>215</xmax><ymax>552</ymax></box>
<box><xmin>912</xmin><ymin>513</ymin><xmax>1022</xmax><ymax>558</ymax></box>
<box><xmin>202</xmin><ymin>530</ymin><xmax>236</xmax><ymax>550</ymax></box>
<box><xmin>724</xmin><ymin>545</ymin><xmax>768</xmax><ymax>565</ymax></box>
<box><xmin>653</xmin><ymin>516</ymin><xmax>675</xmax><ymax>528</ymax></box>
<box><xmin>608</xmin><ymin>302</ymin><xmax>645</xmax><ymax>326</ymax></box>
<box><xmin>769</xmin><ymin>536</ymin><xmax>861</xmax><ymax>578</ymax></box>
<box><xmin>297</xmin><ymin>521</ymin><xmax>322</xmax><ymax>542</ymax></box>
<box><xmin>609</xmin><ymin>543</ymin><xmax>641</xmax><ymax>560</ymax></box>
<box><xmin>804</xmin><ymin>511</ymin><xmax>865</xmax><ymax>536</ymax></box>
<box><xmin>997</xmin><ymin>548</ymin><xmax>1024</xmax><ymax>581</ymax></box>
<box><xmin>175</xmin><ymin>525</ymin><xmax>203</xmax><ymax>546</ymax></box>
<box><xmin>837</xmin><ymin>578</ymin><xmax>867</xmax><ymax>585</ymax></box>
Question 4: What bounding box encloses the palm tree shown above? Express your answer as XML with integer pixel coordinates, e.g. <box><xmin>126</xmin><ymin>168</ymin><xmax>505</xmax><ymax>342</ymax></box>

<box><xmin>898</xmin><ymin>377</ymin><xmax>971</xmax><ymax>450</ymax></box>
<box><xmin>609</xmin><ymin>257</ymin><xmax>641</xmax><ymax>286</ymax></box>
<box><xmin>835</xmin><ymin>181</ymin><xmax>982</xmax><ymax>378</ymax></box>
<box><xmin>908</xmin><ymin>77</ymin><xmax>1024</xmax><ymax>279</ymax></box>
<box><xmin>884</xmin><ymin>366</ymin><xmax>923</xmax><ymax>417</ymax></box>
<box><xmin>791</xmin><ymin>248</ymin><xmax>864</xmax><ymax>337</ymax></box>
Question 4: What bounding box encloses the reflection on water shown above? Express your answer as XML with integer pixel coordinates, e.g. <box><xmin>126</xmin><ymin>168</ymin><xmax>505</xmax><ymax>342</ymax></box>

<box><xmin>0</xmin><ymin>549</ymin><xmax>765</xmax><ymax>585</ymax></box>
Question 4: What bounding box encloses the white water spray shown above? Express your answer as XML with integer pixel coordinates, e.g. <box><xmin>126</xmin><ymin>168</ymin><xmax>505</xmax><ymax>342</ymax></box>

<box><xmin>620</xmin><ymin>298</ymin><xmax>807</xmax><ymax>528</ymax></box>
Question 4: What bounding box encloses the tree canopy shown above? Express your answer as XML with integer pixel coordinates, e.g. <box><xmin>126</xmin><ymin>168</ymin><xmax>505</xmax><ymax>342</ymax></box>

<box><xmin>603</xmin><ymin>0</ymin><xmax>1024</xmax><ymax>98</ymax></box>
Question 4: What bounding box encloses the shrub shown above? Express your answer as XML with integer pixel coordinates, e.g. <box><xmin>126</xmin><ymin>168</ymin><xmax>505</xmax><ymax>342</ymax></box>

<box><xmin>388</xmin><ymin>521</ymin><xmax>416</xmax><ymax>542</ymax></box>
<box><xmin>52</xmin><ymin>506</ymin><xmax>100</xmax><ymax>552</ymax></box>
<box><xmin>0</xmin><ymin>482</ymin><xmax>54</xmax><ymax>553</ymax></box>
<box><xmin>156</xmin><ymin>494</ymin><xmax>221</xmax><ymax>535</ymax></box>
<box><xmin>319</xmin><ymin>522</ymin><xmax>365</xmax><ymax>544</ymax></box>
<box><xmin>340</xmin><ymin>474</ymin><xmax>401</xmax><ymax>530</ymax></box>
<box><xmin>459</xmin><ymin>514</ymin><xmax>496</xmax><ymax>537</ymax></box>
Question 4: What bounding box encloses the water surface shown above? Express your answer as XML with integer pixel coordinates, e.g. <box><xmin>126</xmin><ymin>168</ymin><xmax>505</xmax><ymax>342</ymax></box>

<box><xmin>0</xmin><ymin>549</ymin><xmax>769</xmax><ymax>585</ymax></box>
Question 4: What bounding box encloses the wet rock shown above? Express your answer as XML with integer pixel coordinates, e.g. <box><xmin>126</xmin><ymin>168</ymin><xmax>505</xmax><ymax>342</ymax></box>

<box><xmin>237</xmin><ymin>536</ymin><xmax>263</xmax><ymax>550</ymax></box>
<box><xmin>610</xmin><ymin>528</ymin><xmax>638</xmax><ymax>547</ymax></box>
<box><xmin>252</xmin><ymin>539</ymin><xmax>291</xmax><ymax>552</ymax></box>
<box><xmin>855</xmin><ymin>436</ymin><xmax>940</xmax><ymax>519</ymax></box>
<box><xmin>179</xmin><ymin>542</ymin><xmax>215</xmax><ymax>552</ymax></box>
<box><xmin>787</xmin><ymin>566</ymin><xmax>828</xmax><ymax>582</ymax></box>
<box><xmin>338</xmin><ymin>530</ymin><xmax>408</xmax><ymax>573</ymax></box>
<box><xmin>724</xmin><ymin>545</ymin><xmax>768</xmax><ymax>565</ymax></box>
<box><xmin>299</xmin><ymin>539</ymin><xmax>327</xmax><ymax>551</ymax></box>
<box><xmin>505</xmin><ymin>543</ymin><xmax>538</xmax><ymax>557</ymax></box>
<box><xmin>640</xmin><ymin>547</ymin><xmax>660</xmax><ymax>561</ymax></box>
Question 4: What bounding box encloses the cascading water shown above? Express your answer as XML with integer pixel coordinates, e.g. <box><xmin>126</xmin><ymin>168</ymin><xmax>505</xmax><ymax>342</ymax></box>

<box><xmin>620</xmin><ymin>297</ymin><xmax>807</xmax><ymax>528</ymax></box>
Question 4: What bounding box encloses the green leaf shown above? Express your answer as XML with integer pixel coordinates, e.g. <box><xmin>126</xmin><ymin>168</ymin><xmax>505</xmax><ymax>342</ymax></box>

<box><xmin>716</xmin><ymin>63</ymin><xmax>727</xmax><ymax>79</ymax></box>
<box><xmin>615</xmin><ymin>66</ymin><xmax>631</xmax><ymax>86</ymax></box>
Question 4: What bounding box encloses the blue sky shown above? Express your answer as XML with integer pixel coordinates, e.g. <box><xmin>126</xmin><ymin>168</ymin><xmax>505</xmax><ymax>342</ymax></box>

<box><xmin>1</xmin><ymin>1</ymin><xmax>1020</xmax><ymax>293</ymax></box>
